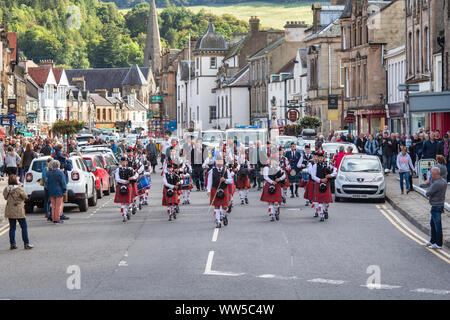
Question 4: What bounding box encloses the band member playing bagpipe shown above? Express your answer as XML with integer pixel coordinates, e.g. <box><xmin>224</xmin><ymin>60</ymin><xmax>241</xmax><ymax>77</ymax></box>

<box><xmin>180</xmin><ymin>159</ymin><xmax>193</xmax><ymax>205</ymax></box>
<box><xmin>206</xmin><ymin>158</ymin><xmax>233</xmax><ymax>229</ymax></box>
<box><xmin>303</xmin><ymin>151</ymin><xmax>319</xmax><ymax>216</ymax></box>
<box><xmin>284</xmin><ymin>142</ymin><xmax>302</xmax><ymax>198</ymax></box>
<box><xmin>278</xmin><ymin>146</ymin><xmax>290</xmax><ymax>204</ymax></box>
<box><xmin>136</xmin><ymin>152</ymin><xmax>152</xmax><ymax>207</ymax></box>
<box><xmin>202</xmin><ymin>153</ymin><xmax>215</xmax><ymax>192</ymax></box>
<box><xmin>236</xmin><ymin>146</ymin><xmax>251</xmax><ymax>205</ymax></box>
<box><xmin>306</xmin><ymin>151</ymin><xmax>337</xmax><ymax>222</ymax></box>
<box><xmin>125</xmin><ymin>148</ymin><xmax>140</xmax><ymax>215</ymax></box>
<box><xmin>163</xmin><ymin>163</ymin><xmax>181</xmax><ymax>221</ymax></box>
<box><xmin>114</xmin><ymin>156</ymin><xmax>139</xmax><ymax>223</ymax></box>
<box><xmin>223</xmin><ymin>144</ymin><xmax>237</xmax><ymax>214</ymax></box>
<box><xmin>261</xmin><ymin>155</ymin><xmax>286</xmax><ymax>222</ymax></box>
<box><xmin>297</xmin><ymin>144</ymin><xmax>313</xmax><ymax>206</ymax></box>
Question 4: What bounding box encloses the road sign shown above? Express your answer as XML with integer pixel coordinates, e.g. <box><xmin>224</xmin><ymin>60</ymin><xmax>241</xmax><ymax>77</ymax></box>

<box><xmin>287</xmin><ymin>109</ymin><xmax>299</xmax><ymax>122</ymax></box>
<box><xmin>398</xmin><ymin>84</ymin><xmax>420</xmax><ymax>92</ymax></box>
<box><xmin>151</xmin><ymin>95</ymin><xmax>163</xmax><ymax>103</ymax></box>
<box><xmin>288</xmin><ymin>100</ymin><xmax>299</xmax><ymax>105</ymax></box>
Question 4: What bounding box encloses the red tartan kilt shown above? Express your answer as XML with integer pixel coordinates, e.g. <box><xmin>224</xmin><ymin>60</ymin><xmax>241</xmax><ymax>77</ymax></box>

<box><xmin>303</xmin><ymin>180</ymin><xmax>313</xmax><ymax>200</ymax></box>
<box><xmin>114</xmin><ymin>184</ymin><xmax>134</xmax><ymax>204</ymax></box>
<box><xmin>308</xmin><ymin>181</ymin><xmax>333</xmax><ymax>203</ymax></box>
<box><xmin>162</xmin><ymin>186</ymin><xmax>179</xmax><ymax>206</ymax></box>
<box><xmin>260</xmin><ymin>182</ymin><xmax>283</xmax><ymax>203</ymax></box>
<box><xmin>130</xmin><ymin>182</ymin><xmax>139</xmax><ymax>198</ymax></box>
<box><xmin>138</xmin><ymin>186</ymin><xmax>151</xmax><ymax>195</ymax></box>
<box><xmin>227</xmin><ymin>182</ymin><xmax>236</xmax><ymax>195</ymax></box>
<box><xmin>210</xmin><ymin>187</ymin><xmax>230</xmax><ymax>207</ymax></box>
<box><xmin>236</xmin><ymin>176</ymin><xmax>251</xmax><ymax>189</ymax></box>
<box><xmin>298</xmin><ymin>178</ymin><xmax>307</xmax><ymax>188</ymax></box>
<box><xmin>182</xmin><ymin>184</ymin><xmax>193</xmax><ymax>190</ymax></box>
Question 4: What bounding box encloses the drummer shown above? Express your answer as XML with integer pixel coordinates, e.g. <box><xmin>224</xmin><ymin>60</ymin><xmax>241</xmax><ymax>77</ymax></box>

<box><xmin>278</xmin><ymin>146</ymin><xmax>290</xmax><ymax>204</ymax></box>
<box><xmin>284</xmin><ymin>142</ymin><xmax>302</xmax><ymax>198</ymax></box>
<box><xmin>297</xmin><ymin>144</ymin><xmax>313</xmax><ymax>206</ymax></box>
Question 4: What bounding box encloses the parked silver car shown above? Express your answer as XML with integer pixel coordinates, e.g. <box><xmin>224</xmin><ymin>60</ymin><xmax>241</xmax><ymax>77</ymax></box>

<box><xmin>335</xmin><ymin>154</ymin><xmax>386</xmax><ymax>202</ymax></box>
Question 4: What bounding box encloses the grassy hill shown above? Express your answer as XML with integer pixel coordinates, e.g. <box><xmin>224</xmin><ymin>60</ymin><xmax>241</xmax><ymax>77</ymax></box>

<box><xmin>121</xmin><ymin>1</ymin><xmax>321</xmax><ymax>29</ymax></box>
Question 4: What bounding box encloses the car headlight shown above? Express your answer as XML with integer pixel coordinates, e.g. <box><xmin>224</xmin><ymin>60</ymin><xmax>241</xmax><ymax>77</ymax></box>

<box><xmin>338</xmin><ymin>175</ymin><xmax>347</xmax><ymax>182</ymax></box>
<box><xmin>372</xmin><ymin>176</ymin><xmax>384</xmax><ymax>182</ymax></box>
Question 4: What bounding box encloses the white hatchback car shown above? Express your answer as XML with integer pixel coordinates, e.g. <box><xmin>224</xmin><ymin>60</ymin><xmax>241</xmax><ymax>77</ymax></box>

<box><xmin>24</xmin><ymin>156</ymin><xmax>98</xmax><ymax>213</ymax></box>
<box><xmin>335</xmin><ymin>154</ymin><xmax>386</xmax><ymax>202</ymax></box>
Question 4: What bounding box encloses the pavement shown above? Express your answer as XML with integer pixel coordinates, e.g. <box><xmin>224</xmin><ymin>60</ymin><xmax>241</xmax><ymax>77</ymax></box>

<box><xmin>385</xmin><ymin>174</ymin><xmax>450</xmax><ymax>249</ymax></box>
<box><xmin>0</xmin><ymin>171</ymin><xmax>449</xmax><ymax>300</ymax></box>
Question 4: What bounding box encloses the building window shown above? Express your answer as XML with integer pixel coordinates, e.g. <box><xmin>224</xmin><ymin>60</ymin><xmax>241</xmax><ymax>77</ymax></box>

<box><xmin>221</xmin><ymin>96</ymin><xmax>224</xmax><ymax>117</ymax></box>
<box><xmin>196</xmin><ymin>78</ymin><xmax>199</xmax><ymax>95</ymax></box>
<box><xmin>416</xmin><ymin>29</ymin><xmax>421</xmax><ymax>73</ymax></box>
<box><xmin>210</xmin><ymin>57</ymin><xmax>217</xmax><ymax>69</ymax></box>
<box><xmin>209</xmin><ymin>106</ymin><xmax>216</xmax><ymax>123</ymax></box>
<box><xmin>340</xmin><ymin>60</ymin><xmax>345</xmax><ymax>88</ymax></box>
<box><xmin>97</xmin><ymin>108</ymin><xmax>101</xmax><ymax>121</ymax></box>
<box><xmin>424</xmin><ymin>27</ymin><xmax>430</xmax><ymax>72</ymax></box>
<box><xmin>345</xmin><ymin>68</ymin><xmax>349</xmax><ymax>98</ymax></box>
<box><xmin>225</xmin><ymin>96</ymin><xmax>228</xmax><ymax>117</ymax></box>
<box><xmin>103</xmin><ymin>109</ymin><xmax>106</xmax><ymax>121</ymax></box>
<box><xmin>409</xmin><ymin>32</ymin><xmax>414</xmax><ymax>75</ymax></box>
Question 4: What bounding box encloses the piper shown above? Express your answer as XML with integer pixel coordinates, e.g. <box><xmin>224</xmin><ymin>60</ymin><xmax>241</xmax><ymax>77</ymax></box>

<box><xmin>114</xmin><ymin>156</ymin><xmax>139</xmax><ymax>223</ymax></box>
<box><xmin>260</xmin><ymin>156</ymin><xmax>286</xmax><ymax>222</ymax></box>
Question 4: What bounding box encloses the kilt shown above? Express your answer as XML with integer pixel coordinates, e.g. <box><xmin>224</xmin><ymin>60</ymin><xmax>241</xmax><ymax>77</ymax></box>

<box><xmin>303</xmin><ymin>180</ymin><xmax>313</xmax><ymax>200</ymax></box>
<box><xmin>288</xmin><ymin>170</ymin><xmax>301</xmax><ymax>184</ymax></box>
<box><xmin>114</xmin><ymin>184</ymin><xmax>134</xmax><ymax>204</ymax></box>
<box><xmin>236</xmin><ymin>175</ymin><xmax>251</xmax><ymax>189</ymax></box>
<box><xmin>210</xmin><ymin>187</ymin><xmax>230</xmax><ymax>207</ymax></box>
<box><xmin>307</xmin><ymin>181</ymin><xmax>333</xmax><ymax>204</ymax></box>
<box><xmin>162</xmin><ymin>186</ymin><xmax>179</xmax><ymax>206</ymax></box>
<box><xmin>260</xmin><ymin>182</ymin><xmax>283</xmax><ymax>203</ymax></box>
<box><xmin>227</xmin><ymin>182</ymin><xmax>236</xmax><ymax>196</ymax></box>
<box><xmin>130</xmin><ymin>181</ymin><xmax>139</xmax><ymax>198</ymax></box>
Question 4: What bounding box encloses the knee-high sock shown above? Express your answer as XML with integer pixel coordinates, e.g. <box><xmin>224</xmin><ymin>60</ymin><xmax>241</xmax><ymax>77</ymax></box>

<box><xmin>274</xmin><ymin>203</ymin><xmax>280</xmax><ymax>214</ymax></box>
<box><xmin>244</xmin><ymin>190</ymin><xmax>248</xmax><ymax>198</ymax></box>
<box><xmin>214</xmin><ymin>209</ymin><xmax>221</xmax><ymax>223</ymax></box>
<box><xmin>268</xmin><ymin>205</ymin><xmax>274</xmax><ymax>216</ymax></box>
<box><xmin>121</xmin><ymin>205</ymin><xmax>127</xmax><ymax>217</ymax></box>
<box><xmin>221</xmin><ymin>207</ymin><xmax>227</xmax><ymax>219</ymax></box>
<box><xmin>282</xmin><ymin>189</ymin><xmax>287</xmax><ymax>198</ymax></box>
<box><xmin>167</xmin><ymin>207</ymin><xmax>172</xmax><ymax>216</ymax></box>
<box><xmin>318</xmin><ymin>204</ymin><xmax>324</xmax><ymax>218</ymax></box>
<box><xmin>313</xmin><ymin>202</ymin><xmax>319</xmax><ymax>212</ymax></box>
<box><xmin>239</xmin><ymin>190</ymin><xmax>245</xmax><ymax>200</ymax></box>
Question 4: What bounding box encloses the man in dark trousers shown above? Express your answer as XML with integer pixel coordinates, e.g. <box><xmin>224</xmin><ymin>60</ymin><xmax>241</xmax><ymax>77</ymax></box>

<box><xmin>381</xmin><ymin>132</ymin><xmax>392</xmax><ymax>173</ymax></box>
<box><xmin>284</xmin><ymin>142</ymin><xmax>302</xmax><ymax>197</ymax></box>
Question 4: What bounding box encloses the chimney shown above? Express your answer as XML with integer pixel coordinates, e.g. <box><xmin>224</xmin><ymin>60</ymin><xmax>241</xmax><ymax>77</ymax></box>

<box><xmin>39</xmin><ymin>59</ymin><xmax>54</xmax><ymax>68</ymax></box>
<box><xmin>249</xmin><ymin>16</ymin><xmax>260</xmax><ymax>34</ymax></box>
<box><xmin>72</xmin><ymin>77</ymin><xmax>86</xmax><ymax>91</ymax></box>
<box><xmin>112</xmin><ymin>88</ymin><xmax>121</xmax><ymax>99</ymax></box>
<box><xmin>95</xmin><ymin>89</ymin><xmax>108</xmax><ymax>98</ymax></box>
<box><xmin>284</xmin><ymin>21</ymin><xmax>309</xmax><ymax>42</ymax></box>
<box><xmin>312</xmin><ymin>3</ymin><xmax>322</xmax><ymax>33</ymax></box>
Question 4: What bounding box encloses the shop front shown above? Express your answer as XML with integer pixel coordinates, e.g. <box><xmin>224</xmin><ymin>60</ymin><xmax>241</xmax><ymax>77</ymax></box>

<box><xmin>354</xmin><ymin>107</ymin><xmax>386</xmax><ymax>135</ymax></box>
<box><xmin>387</xmin><ymin>102</ymin><xmax>405</xmax><ymax>134</ymax></box>
<box><xmin>410</xmin><ymin>91</ymin><xmax>450</xmax><ymax>134</ymax></box>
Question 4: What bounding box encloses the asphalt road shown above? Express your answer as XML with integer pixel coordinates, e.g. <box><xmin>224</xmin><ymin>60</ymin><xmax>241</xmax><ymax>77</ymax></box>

<box><xmin>0</xmin><ymin>172</ymin><xmax>449</xmax><ymax>300</ymax></box>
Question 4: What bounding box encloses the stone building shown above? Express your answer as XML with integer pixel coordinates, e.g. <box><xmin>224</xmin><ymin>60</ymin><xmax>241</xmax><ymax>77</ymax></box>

<box><xmin>339</xmin><ymin>0</ymin><xmax>405</xmax><ymax>135</ymax></box>
<box><xmin>406</xmin><ymin>0</ymin><xmax>449</xmax><ymax>135</ymax></box>
<box><xmin>0</xmin><ymin>26</ymin><xmax>11</xmax><ymax>117</ymax></box>
<box><xmin>304</xmin><ymin>3</ymin><xmax>345</xmax><ymax>136</ymax></box>
<box><xmin>248</xmin><ymin>21</ymin><xmax>308</xmax><ymax>128</ymax></box>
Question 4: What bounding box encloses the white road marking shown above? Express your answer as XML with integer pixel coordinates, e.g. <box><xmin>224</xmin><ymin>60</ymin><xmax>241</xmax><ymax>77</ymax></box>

<box><xmin>291</xmin><ymin>256</ymin><xmax>294</xmax><ymax>267</ymax></box>
<box><xmin>124</xmin><ymin>251</ymin><xmax>128</xmax><ymax>257</ymax></box>
<box><xmin>361</xmin><ymin>284</ymin><xmax>402</xmax><ymax>290</ymax></box>
<box><xmin>411</xmin><ymin>288</ymin><xmax>450</xmax><ymax>295</ymax></box>
<box><xmin>308</xmin><ymin>278</ymin><xmax>346</xmax><ymax>285</ymax></box>
<box><xmin>212</xmin><ymin>228</ymin><xmax>219</xmax><ymax>242</ymax></box>
<box><xmin>258</xmin><ymin>274</ymin><xmax>276</xmax><ymax>278</ymax></box>
<box><xmin>258</xmin><ymin>274</ymin><xmax>299</xmax><ymax>280</ymax></box>
<box><xmin>203</xmin><ymin>251</ymin><xmax>245</xmax><ymax>277</ymax></box>
<box><xmin>118</xmin><ymin>260</ymin><xmax>128</xmax><ymax>267</ymax></box>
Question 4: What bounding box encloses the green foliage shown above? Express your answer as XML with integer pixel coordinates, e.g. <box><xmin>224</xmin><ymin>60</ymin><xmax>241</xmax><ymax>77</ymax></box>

<box><xmin>298</xmin><ymin>116</ymin><xmax>322</xmax><ymax>129</ymax></box>
<box><xmin>107</xmin><ymin>0</ymin><xmax>314</xmax><ymax>9</ymax></box>
<box><xmin>1</xmin><ymin>0</ymin><xmax>251</xmax><ymax>68</ymax></box>
<box><xmin>52</xmin><ymin>120</ymin><xmax>85</xmax><ymax>137</ymax></box>
<box><xmin>283</xmin><ymin>124</ymin><xmax>301</xmax><ymax>137</ymax></box>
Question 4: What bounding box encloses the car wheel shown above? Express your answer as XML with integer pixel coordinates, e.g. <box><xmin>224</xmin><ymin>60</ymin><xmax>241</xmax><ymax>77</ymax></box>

<box><xmin>79</xmin><ymin>195</ymin><xmax>88</xmax><ymax>212</ymax></box>
<box><xmin>104</xmin><ymin>180</ymin><xmax>111</xmax><ymax>196</ymax></box>
<box><xmin>378</xmin><ymin>197</ymin><xmax>386</xmax><ymax>203</ymax></box>
<box><xmin>88</xmin><ymin>184</ymin><xmax>97</xmax><ymax>207</ymax></box>
<box><xmin>97</xmin><ymin>182</ymin><xmax>103</xmax><ymax>199</ymax></box>
<box><xmin>335</xmin><ymin>196</ymin><xmax>341</xmax><ymax>203</ymax></box>
<box><xmin>25</xmin><ymin>202</ymin><xmax>34</xmax><ymax>214</ymax></box>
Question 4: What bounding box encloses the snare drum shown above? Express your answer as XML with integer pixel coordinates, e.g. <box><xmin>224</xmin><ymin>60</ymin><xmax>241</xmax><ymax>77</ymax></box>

<box><xmin>137</xmin><ymin>175</ymin><xmax>151</xmax><ymax>191</ymax></box>
<box><xmin>182</xmin><ymin>177</ymin><xmax>190</xmax><ymax>187</ymax></box>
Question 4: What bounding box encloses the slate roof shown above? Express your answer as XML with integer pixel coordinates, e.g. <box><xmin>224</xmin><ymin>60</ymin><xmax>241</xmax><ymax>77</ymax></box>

<box><xmin>341</xmin><ymin>0</ymin><xmax>353</xmax><ymax>18</ymax></box>
<box><xmin>227</xmin><ymin>64</ymin><xmax>250</xmax><ymax>87</ymax></box>
<box><xmin>248</xmin><ymin>37</ymin><xmax>285</xmax><ymax>61</ymax></box>
<box><xmin>122</xmin><ymin>64</ymin><xmax>148</xmax><ymax>86</ymax></box>
<box><xmin>278</xmin><ymin>59</ymin><xmax>296</xmax><ymax>74</ymax></box>
<box><xmin>53</xmin><ymin>68</ymin><xmax>65</xmax><ymax>84</ymax></box>
<box><xmin>178</xmin><ymin>60</ymin><xmax>194</xmax><ymax>81</ymax></box>
<box><xmin>303</xmin><ymin>18</ymin><xmax>342</xmax><ymax>41</ymax></box>
<box><xmin>90</xmin><ymin>93</ymin><xmax>113</xmax><ymax>106</ymax></box>
<box><xmin>66</xmin><ymin>66</ymin><xmax>151</xmax><ymax>94</ymax></box>
<box><xmin>224</xmin><ymin>36</ymin><xmax>247</xmax><ymax>60</ymax></box>
<box><xmin>195</xmin><ymin>19</ymin><xmax>228</xmax><ymax>51</ymax></box>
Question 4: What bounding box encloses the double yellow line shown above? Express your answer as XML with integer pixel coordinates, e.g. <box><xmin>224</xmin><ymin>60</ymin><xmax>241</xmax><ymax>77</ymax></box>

<box><xmin>376</xmin><ymin>205</ymin><xmax>450</xmax><ymax>264</ymax></box>
<box><xmin>0</xmin><ymin>222</ymin><xmax>9</xmax><ymax>237</ymax></box>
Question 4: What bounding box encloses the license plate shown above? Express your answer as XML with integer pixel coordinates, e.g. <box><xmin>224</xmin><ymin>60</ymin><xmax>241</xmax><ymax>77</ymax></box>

<box><xmin>352</xmin><ymin>194</ymin><xmax>368</xmax><ymax>199</ymax></box>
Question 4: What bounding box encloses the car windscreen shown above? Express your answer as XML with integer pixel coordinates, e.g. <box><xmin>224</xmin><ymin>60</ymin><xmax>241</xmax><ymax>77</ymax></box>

<box><xmin>84</xmin><ymin>158</ymin><xmax>94</xmax><ymax>168</ymax></box>
<box><xmin>31</xmin><ymin>160</ymin><xmax>47</xmax><ymax>173</ymax></box>
<box><xmin>77</xmin><ymin>136</ymin><xmax>92</xmax><ymax>143</ymax></box>
<box><xmin>340</xmin><ymin>159</ymin><xmax>381</xmax><ymax>173</ymax></box>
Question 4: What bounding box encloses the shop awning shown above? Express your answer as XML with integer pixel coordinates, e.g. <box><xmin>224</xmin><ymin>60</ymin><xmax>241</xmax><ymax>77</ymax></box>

<box><xmin>410</xmin><ymin>91</ymin><xmax>450</xmax><ymax>113</ymax></box>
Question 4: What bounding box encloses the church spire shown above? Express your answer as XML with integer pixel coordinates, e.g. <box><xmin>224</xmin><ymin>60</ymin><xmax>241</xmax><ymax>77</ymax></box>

<box><xmin>144</xmin><ymin>0</ymin><xmax>162</xmax><ymax>76</ymax></box>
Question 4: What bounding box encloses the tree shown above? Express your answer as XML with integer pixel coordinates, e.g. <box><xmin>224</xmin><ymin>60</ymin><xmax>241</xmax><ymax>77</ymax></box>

<box><xmin>299</xmin><ymin>116</ymin><xmax>322</xmax><ymax>130</ymax></box>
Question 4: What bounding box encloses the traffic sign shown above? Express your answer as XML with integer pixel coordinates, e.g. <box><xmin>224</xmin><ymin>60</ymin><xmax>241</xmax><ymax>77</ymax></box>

<box><xmin>287</xmin><ymin>109</ymin><xmax>299</xmax><ymax>122</ymax></box>
<box><xmin>151</xmin><ymin>95</ymin><xmax>163</xmax><ymax>103</ymax></box>
<box><xmin>398</xmin><ymin>84</ymin><xmax>420</xmax><ymax>92</ymax></box>
<box><xmin>288</xmin><ymin>100</ymin><xmax>299</xmax><ymax>105</ymax></box>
